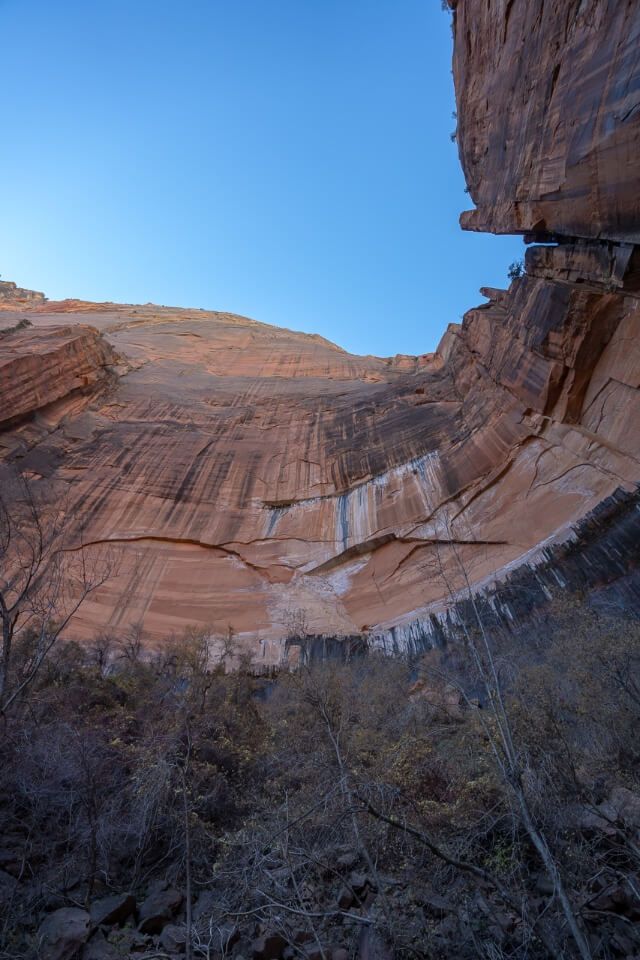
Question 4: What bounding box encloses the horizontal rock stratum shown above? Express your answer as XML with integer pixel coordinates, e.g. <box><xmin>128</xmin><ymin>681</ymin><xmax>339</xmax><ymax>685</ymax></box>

<box><xmin>1</xmin><ymin>0</ymin><xmax>639</xmax><ymax>661</ymax></box>
<box><xmin>1</xmin><ymin>269</ymin><xmax>638</xmax><ymax>658</ymax></box>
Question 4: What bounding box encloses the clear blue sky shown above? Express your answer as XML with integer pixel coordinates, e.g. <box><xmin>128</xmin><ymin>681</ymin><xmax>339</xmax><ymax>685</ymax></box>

<box><xmin>0</xmin><ymin>0</ymin><xmax>521</xmax><ymax>356</ymax></box>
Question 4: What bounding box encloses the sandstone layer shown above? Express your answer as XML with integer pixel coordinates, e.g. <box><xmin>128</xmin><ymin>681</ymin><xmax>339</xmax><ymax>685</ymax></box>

<box><xmin>0</xmin><ymin>0</ymin><xmax>638</xmax><ymax>660</ymax></box>
<box><xmin>453</xmin><ymin>0</ymin><xmax>640</xmax><ymax>242</ymax></box>
<box><xmin>0</xmin><ymin>280</ymin><xmax>45</xmax><ymax>303</ymax></box>
<box><xmin>0</xmin><ymin>323</ymin><xmax>117</xmax><ymax>430</ymax></box>
<box><xmin>0</xmin><ymin>267</ymin><xmax>638</xmax><ymax>659</ymax></box>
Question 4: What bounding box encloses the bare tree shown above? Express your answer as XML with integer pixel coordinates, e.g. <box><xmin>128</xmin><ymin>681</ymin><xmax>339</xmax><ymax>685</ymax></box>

<box><xmin>116</xmin><ymin>621</ymin><xmax>146</xmax><ymax>666</ymax></box>
<box><xmin>0</xmin><ymin>468</ymin><xmax>115</xmax><ymax>717</ymax></box>
<box><xmin>88</xmin><ymin>631</ymin><xmax>115</xmax><ymax>676</ymax></box>
<box><xmin>426</xmin><ymin>511</ymin><xmax>594</xmax><ymax>960</ymax></box>
<box><xmin>178</xmin><ymin>717</ymin><xmax>194</xmax><ymax>960</ymax></box>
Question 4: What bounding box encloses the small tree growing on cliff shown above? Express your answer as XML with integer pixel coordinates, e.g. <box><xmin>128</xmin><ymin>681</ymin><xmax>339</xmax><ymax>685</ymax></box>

<box><xmin>508</xmin><ymin>258</ymin><xmax>525</xmax><ymax>280</ymax></box>
<box><xmin>0</xmin><ymin>467</ymin><xmax>115</xmax><ymax>717</ymax></box>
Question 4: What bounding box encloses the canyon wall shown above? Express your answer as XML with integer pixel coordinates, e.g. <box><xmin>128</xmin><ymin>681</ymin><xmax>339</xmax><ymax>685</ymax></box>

<box><xmin>0</xmin><ymin>0</ymin><xmax>638</xmax><ymax>661</ymax></box>
<box><xmin>0</xmin><ymin>323</ymin><xmax>117</xmax><ymax>430</ymax></box>
<box><xmin>453</xmin><ymin>0</ymin><xmax>640</xmax><ymax>243</ymax></box>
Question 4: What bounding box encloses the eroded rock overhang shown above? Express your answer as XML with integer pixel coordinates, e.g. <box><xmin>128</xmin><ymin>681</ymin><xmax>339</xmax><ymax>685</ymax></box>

<box><xmin>0</xmin><ymin>0</ymin><xmax>639</xmax><ymax>660</ymax></box>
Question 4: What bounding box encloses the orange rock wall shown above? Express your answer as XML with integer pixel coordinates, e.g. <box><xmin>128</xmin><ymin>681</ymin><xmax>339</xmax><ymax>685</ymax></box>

<box><xmin>453</xmin><ymin>0</ymin><xmax>640</xmax><ymax>242</ymax></box>
<box><xmin>0</xmin><ymin>324</ymin><xmax>117</xmax><ymax>431</ymax></box>
<box><xmin>0</xmin><ymin>268</ymin><xmax>637</xmax><ymax>660</ymax></box>
<box><xmin>0</xmin><ymin>0</ymin><xmax>638</xmax><ymax>660</ymax></box>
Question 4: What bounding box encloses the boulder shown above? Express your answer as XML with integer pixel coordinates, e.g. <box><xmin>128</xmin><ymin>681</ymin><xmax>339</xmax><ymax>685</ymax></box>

<box><xmin>608</xmin><ymin>786</ymin><xmax>640</xmax><ymax>830</ymax></box>
<box><xmin>357</xmin><ymin>928</ymin><xmax>392</xmax><ymax>960</ymax></box>
<box><xmin>123</xmin><ymin>930</ymin><xmax>154</xmax><ymax>953</ymax></box>
<box><xmin>421</xmin><ymin>893</ymin><xmax>456</xmax><ymax>918</ymax></box>
<box><xmin>146</xmin><ymin>877</ymin><xmax>170</xmax><ymax>895</ymax></box>
<box><xmin>159</xmin><ymin>923</ymin><xmax>188</xmax><ymax>953</ymax></box>
<box><xmin>335</xmin><ymin>851</ymin><xmax>359</xmax><ymax>872</ymax></box>
<box><xmin>89</xmin><ymin>892</ymin><xmax>136</xmax><ymax>927</ymax></box>
<box><xmin>193</xmin><ymin>889</ymin><xmax>217</xmax><ymax>922</ymax></box>
<box><xmin>251</xmin><ymin>931</ymin><xmax>288</xmax><ymax>960</ymax></box>
<box><xmin>306</xmin><ymin>949</ymin><xmax>327</xmax><ymax>960</ymax></box>
<box><xmin>588</xmin><ymin>881</ymin><xmax>640</xmax><ymax>919</ymax></box>
<box><xmin>81</xmin><ymin>931</ymin><xmax>119</xmax><ymax>960</ymax></box>
<box><xmin>349</xmin><ymin>872</ymin><xmax>376</xmax><ymax>895</ymax></box>
<box><xmin>337</xmin><ymin>887</ymin><xmax>354</xmax><ymax>910</ymax></box>
<box><xmin>138</xmin><ymin>887</ymin><xmax>183</xmax><ymax>934</ymax></box>
<box><xmin>38</xmin><ymin>908</ymin><xmax>91</xmax><ymax>960</ymax></box>
<box><xmin>292</xmin><ymin>928</ymin><xmax>314</xmax><ymax>945</ymax></box>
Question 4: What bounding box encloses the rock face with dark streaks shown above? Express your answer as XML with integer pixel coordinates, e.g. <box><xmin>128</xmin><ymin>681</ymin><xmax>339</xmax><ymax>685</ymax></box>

<box><xmin>0</xmin><ymin>0</ymin><xmax>638</xmax><ymax>660</ymax></box>
<box><xmin>453</xmin><ymin>0</ymin><xmax>640</xmax><ymax>242</ymax></box>
<box><xmin>0</xmin><ymin>324</ymin><xmax>118</xmax><ymax>430</ymax></box>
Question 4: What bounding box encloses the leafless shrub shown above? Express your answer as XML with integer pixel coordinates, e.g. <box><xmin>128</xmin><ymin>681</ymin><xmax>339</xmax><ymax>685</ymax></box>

<box><xmin>0</xmin><ymin>467</ymin><xmax>116</xmax><ymax>718</ymax></box>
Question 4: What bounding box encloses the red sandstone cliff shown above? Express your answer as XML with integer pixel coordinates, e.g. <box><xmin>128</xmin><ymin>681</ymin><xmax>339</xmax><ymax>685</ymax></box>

<box><xmin>0</xmin><ymin>0</ymin><xmax>638</xmax><ymax>659</ymax></box>
<box><xmin>453</xmin><ymin>0</ymin><xmax>640</xmax><ymax>243</ymax></box>
<box><xmin>0</xmin><ymin>323</ymin><xmax>118</xmax><ymax>430</ymax></box>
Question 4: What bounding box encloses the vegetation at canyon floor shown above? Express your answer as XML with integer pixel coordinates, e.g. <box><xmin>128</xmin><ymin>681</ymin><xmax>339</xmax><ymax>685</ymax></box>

<box><xmin>1</xmin><ymin>595</ymin><xmax>639</xmax><ymax>960</ymax></box>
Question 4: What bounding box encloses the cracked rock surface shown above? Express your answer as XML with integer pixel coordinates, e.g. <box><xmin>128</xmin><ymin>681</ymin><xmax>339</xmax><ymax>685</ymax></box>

<box><xmin>1</xmin><ymin>0</ymin><xmax>639</xmax><ymax>660</ymax></box>
<box><xmin>1</xmin><ymin>267</ymin><xmax>637</xmax><ymax>661</ymax></box>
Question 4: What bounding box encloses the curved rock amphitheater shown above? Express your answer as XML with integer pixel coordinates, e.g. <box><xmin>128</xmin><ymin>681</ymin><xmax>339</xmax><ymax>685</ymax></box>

<box><xmin>1</xmin><ymin>0</ymin><xmax>639</xmax><ymax>661</ymax></box>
